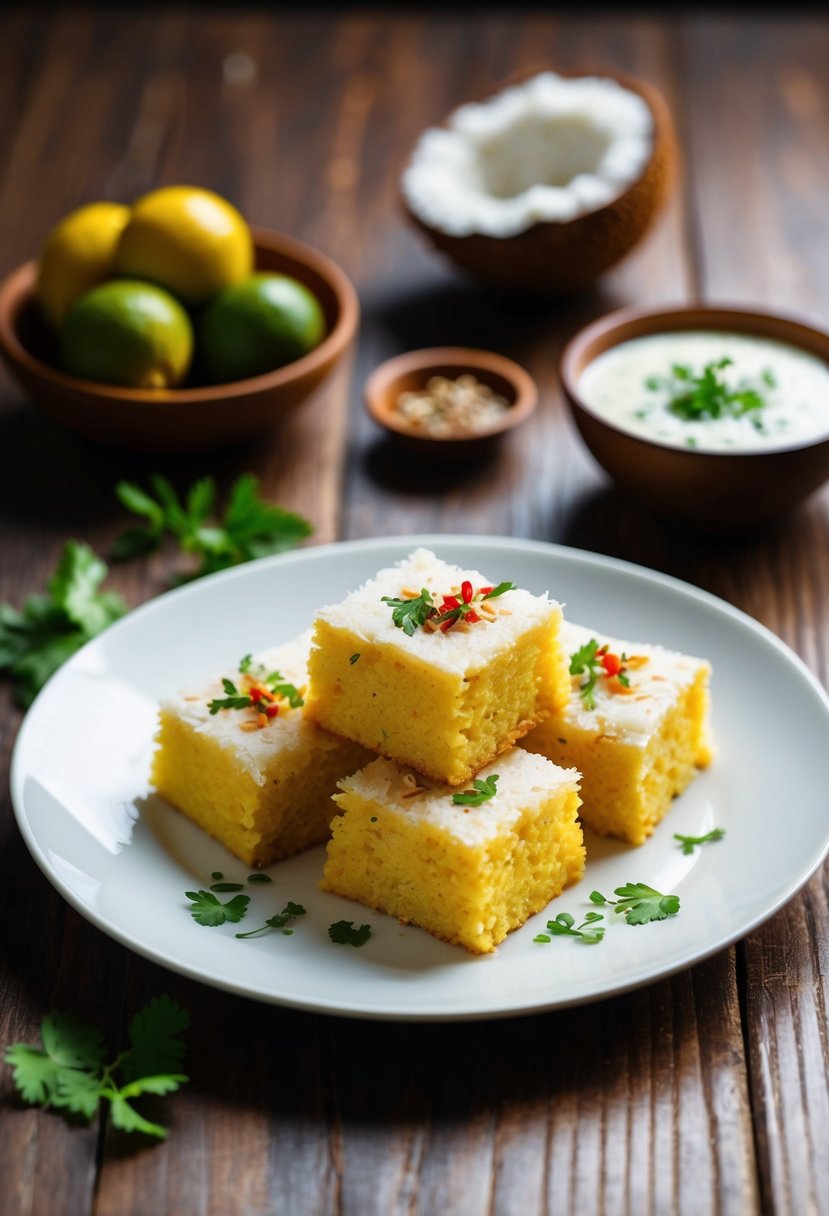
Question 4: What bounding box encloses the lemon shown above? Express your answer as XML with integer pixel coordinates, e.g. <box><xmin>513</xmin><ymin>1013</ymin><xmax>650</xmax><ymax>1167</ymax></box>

<box><xmin>37</xmin><ymin>201</ymin><xmax>131</xmax><ymax>330</ymax></box>
<box><xmin>115</xmin><ymin>186</ymin><xmax>253</xmax><ymax>307</ymax></box>
<box><xmin>199</xmin><ymin>273</ymin><xmax>326</xmax><ymax>383</ymax></box>
<box><xmin>61</xmin><ymin>280</ymin><xmax>193</xmax><ymax>389</ymax></box>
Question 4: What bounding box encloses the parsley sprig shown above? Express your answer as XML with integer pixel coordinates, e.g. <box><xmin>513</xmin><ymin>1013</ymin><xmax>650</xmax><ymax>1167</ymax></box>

<box><xmin>4</xmin><ymin>996</ymin><xmax>189</xmax><ymax>1139</ymax></box>
<box><xmin>569</xmin><ymin>639</ymin><xmax>630</xmax><ymax>710</ymax></box>
<box><xmin>645</xmin><ymin>358</ymin><xmax>776</xmax><ymax>425</ymax></box>
<box><xmin>113</xmin><ymin>473</ymin><xmax>312</xmax><ymax>581</ymax></box>
<box><xmin>452</xmin><ymin>774</ymin><xmax>499</xmax><ymax>807</ymax></box>
<box><xmin>534</xmin><ymin>911</ymin><xmax>605</xmax><ymax>944</ymax></box>
<box><xmin>0</xmin><ymin>540</ymin><xmax>125</xmax><ymax>706</ymax></box>
<box><xmin>590</xmin><ymin>882</ymin><xmax>680</xmax><ymax>925</ymax></box>
<box><xmin>674</xmin><ymin>827</ymin><xmax>726</xmax><ymax>855</ymax></box>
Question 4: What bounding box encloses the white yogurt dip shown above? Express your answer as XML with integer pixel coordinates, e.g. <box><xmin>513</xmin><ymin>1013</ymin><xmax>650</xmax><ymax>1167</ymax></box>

<box><xmin>578</xmin><ymin>330</ymin><xmax>829</xmax><ymax>452</ymax></box>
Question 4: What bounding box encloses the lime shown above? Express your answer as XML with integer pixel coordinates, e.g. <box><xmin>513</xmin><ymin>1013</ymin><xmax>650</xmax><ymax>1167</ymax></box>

<box><xmin>115</xmin><ymin>185</ymin><xmax>253</xmax><ymax>306</ymax></box>
<box><xmin>199</xmin><ymin>273</ymin><xmax>326</xmax><ymax>383</ymax></box>
<box><xmin>37</xmin><ymin>201</ymin><xmax>131</xmax><ymax>330</ymax></box>
<box><xmin>61</xmin><ymin>280</ymin><xmax>193</xmax><ymax>389</ymax></box>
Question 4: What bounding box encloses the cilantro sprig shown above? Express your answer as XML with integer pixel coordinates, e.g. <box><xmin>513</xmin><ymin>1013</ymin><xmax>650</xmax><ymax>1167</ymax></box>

<box><xmin>590</xmin><ymin>882</ymin><xmax>680</xmax><ymax>925</ymax></box>
<box><xmin>113</xmin><ymin>473</ymin><xmax>312</xmax><ymax>582</ymax></box>
<box><xmin>328</xmin><ymin>920</ymin><xmax>372</xmax><ymax>947</ymax></box>
<box><xmin>569</xmin><ymin>638</ymin><xmax>630</xmax><ymax>710</ymax></box>
<box><xmin>381</xmin><ymin>588</ymin><xmax>434</xmax><ymax>636</ymax></box>
<box><xmin>645</xmin><ymin>358</ymin><xmax>776</xmax><ymax>425</ymax></box>
<box><xmin>674</xmin><ymin>827</ymin><xmax>726</xmax><ymax>855</ymax></box>
<box><xmin>534</xmin><ymin>911</ymin><xmax>605</xmax><ymax>944</ymax></box>
<box><xmin>236</xmin><ymin>902</ymin><xmax>306</xmax><ymax>939</ymax></box>
<box><xmin>0</xmin><ymin>540</ymin><xmax>125</xmax><ymax>707</ymax></box>
<box><xmin>4</xmin><ymin>996</ymin><xmax>189</xmax><ymax>1139</ymax></box>
<box><xmin>452</xmin><ymin>774</ymin><xmax>499</xmax><ymax>807</ymax></box>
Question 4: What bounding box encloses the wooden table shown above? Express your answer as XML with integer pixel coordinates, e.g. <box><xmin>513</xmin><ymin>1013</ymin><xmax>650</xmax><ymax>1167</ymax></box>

<box><xmin>1</xmin><ymin>9</ymin><xmax>828</xmax><ymax>1214</ymax></box>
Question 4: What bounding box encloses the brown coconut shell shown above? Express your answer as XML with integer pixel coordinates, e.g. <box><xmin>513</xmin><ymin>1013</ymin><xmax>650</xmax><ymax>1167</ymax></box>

<box><xmin>403</xmin><ymin>67</ymin><xmax>678</xmax><ymax>295</ymax></box>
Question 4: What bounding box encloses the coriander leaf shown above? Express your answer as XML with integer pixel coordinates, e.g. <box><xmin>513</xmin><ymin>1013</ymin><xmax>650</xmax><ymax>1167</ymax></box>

<box><xmin>210</xmin><ymin>882</ymin><xmax>245</xmax><ymax>892</ymax></box>
<box><xmin>113</xmin><ymin>473</ymin><xmax>312</xmax><ymax>583</ymax></box>
<box><xmin>646</xmin><ymin>358</ymin><xmax>775</xmax><ymax>423</ymax></box>
<box><xmin>569</xmin><ymin>638</ymin><xmax>601</xmax><ymax>710</ymax></box>
<box><xmin>328</xmin><ymin>920</ymin><xmax>371</xmax><ymax>947</ymax></box>
<box><xmin>674</xmin><ymin>827</ymin><xmax>726</xmax><ymax>855</ymax></box>
<box><xmin>41</xmin><ymin>1011</ymin><xmax>106</xmax><ymax>1071</ymax></box>
<box><xmin>185</xmin><ymin>889</ymin><xmax>250</xmax><ymax>927</ymax></box>
<box><xmin>109</xmin><ymin>1094</ymin><xmax>169</xmax><ymax>1140</ymax></box>
<box><xmin>246</xmin><ymin>873</ymin><xmax>272</xmax><ymax>884</ymax></box>
<box><xmin>4</xmin><ymin>1044</ymin><xmax>63</xmax><ymax>1105</ymax></box>
<box><xmin>452</xmin><ymin>774</ymin><xmax>499</xmax><ymax>807</ymax></box>
<box><xmin>51</xmin><ymin>1069</ymin><xmax>102</xmax><ymax>1118</ymax></box>
<box><xmin>349</xmin><ymin>653</ymin><xmax>360</xmax><ymax>665</ymax></box>
<box><xmin>118</xmin><ymin>1074</ymin><xmax>187</xmax><ymax>1099</ymax></box>
<box><xmin>239</xmin><ymin>654</ymin><xmax>252</xmax><ymax>674</ymax></box>
<box><xmin>236</xmin><ymin>901</ymin><xmax>307</xmax><ymax>939</ymax></box>
<box><xmin>539</xmin><ymin>911</ymin><xmax>605</xmax><ymax>944</ymax></box>
<box><xmin>590</xmin><ymin>882</ymin><xmax>680</xmax><ymax>925</ymax></box>
<box><xmin>122</xmin><ymin>995</ymin><xmax>190</xmax><ymax>1083</ymax></box>
<box><xmin>208</xmin><ymin>678</ymin><xmax>252</xmax><ymax>715</ymax></box>
<box><xmin>382</xmin><ymin>589</ymin><xmax>434</xmax><ymax>636</ymax></box>
<box><xmin>0</xmin><ymin>543</ymin><xmax>125</xmax><ymax>706</ymax></box>
<box><xmin>263</xmin><ymin>670</ymin><xmax>304</xmax><ymax>709</ymax></box>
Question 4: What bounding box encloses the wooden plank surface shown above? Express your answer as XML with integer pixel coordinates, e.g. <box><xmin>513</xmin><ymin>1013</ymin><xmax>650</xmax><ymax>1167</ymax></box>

<box><xmin>0</xmin><ymin>9</ymin><xmax>826</xmax><ymax>1215</ymax></box>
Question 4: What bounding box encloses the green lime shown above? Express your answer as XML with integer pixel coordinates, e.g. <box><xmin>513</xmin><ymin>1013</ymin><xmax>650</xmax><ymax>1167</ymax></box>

<box><xmin>61</xmin><ymin>280</ymin><xmax>193</xmax><ymax>389</ymax></box>
<box><xmin>199</xmin><ymin>273</ymin><xmax>326</xmax><ymax>383</ymax></box>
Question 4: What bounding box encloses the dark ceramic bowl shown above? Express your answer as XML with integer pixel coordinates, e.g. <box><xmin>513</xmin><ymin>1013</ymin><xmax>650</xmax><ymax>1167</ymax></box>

<box><xmin>364</xmin><ymin>346</ymin><xmax>537</xmax><ymax>460</ymax></box>
<box><xmin>561</xmin><ymin>304</ymin><xmax>829</xmax><ymax>533</ymax></box>
<box><xmin>0</xmin><ymin>227</ymin><xmax>359</xmax><ymax>452</ymax></box>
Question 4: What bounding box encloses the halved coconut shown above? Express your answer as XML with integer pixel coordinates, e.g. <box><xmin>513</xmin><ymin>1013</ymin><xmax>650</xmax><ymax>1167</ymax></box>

<box><xmin>401</xmin><ymin>70</ymin><xmax>677</xmax><ymax>294</ymax></box>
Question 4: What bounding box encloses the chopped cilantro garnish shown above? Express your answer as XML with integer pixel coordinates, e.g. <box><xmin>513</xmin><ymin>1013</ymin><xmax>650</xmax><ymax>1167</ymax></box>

<box><xmin>452</xmin><ymin>774</ymin><xmax>499</xmax><ymax>807</ymax></box>
<box><xmin>239</xmin><ymin>654</ymin><xmax>252</xmax><ymax>674</ymax></box>
<box><xmin>4</xmin><ymin>996</ymin><xmax>189</xmax><ymax>1139</ymax></box>
<box><xmin>207</xmin><ymin>677</ymin><xmax>252</xmax><ymax>714</ymax></box>
<box><xmin>209</xmin><ymin>882</ymin><xmax>245</xmax><ymax>892</ymax></box>
<box><xmin>112</xmin><ymin>473</ymin><xmax>312</xmax><ymax>582</ymax></box>
<box><xmin>534</xmin><ymin>911</ymin><xmax>605</xmax><ymax>944</ymax></box>
<box><xmin>211</xmin><ymin>871</ymin><xmax>224</xmax><ymax>880</ymax></box>
<box><xmin>185</xmin><ymin>889</ymin><xmax>250</xmax><ymax>927</ymax></box>
<box><xmin>349</xmin><ymin>653</ymin><xmax>360</xmax><ymax>665</ymax></box>
<box><xmin>569</xmin><ymin>639</ymin><xmax>631</xmax><ymax>709</ymax></box>
<box><xmin>0</xmin><ymin>540</ymin><xmax>125</xmax><ymax>706</ymax></box>
<box><xmin>246</xmin><ymin>873</ymin><xmax>273</xmax><ymax>884</ymax></box>
<box><xmin>328</xmin><ymin>920</ymin><xmax>371</xmax><ymax>947</ymax></box>
<box><xmin>590</xmin><ymin>882</ymin><xmax>680</xmax><ymax>925</ymax></box>
<box><xmin>645</xmin><ymin>358</ymin><xmax>776</xmax><ymax>423</ymax></box>
<box><xmin>674</xmin><ymin>827</ymin><xmax>726</xmax><ymax>855</ymax></box>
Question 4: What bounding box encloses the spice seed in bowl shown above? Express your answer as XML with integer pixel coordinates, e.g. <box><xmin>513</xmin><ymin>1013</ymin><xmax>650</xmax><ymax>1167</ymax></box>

<box><xmin>393</xmin><ymin>374</ymin><xmax>510</xmax><ymax>438</ymax></box>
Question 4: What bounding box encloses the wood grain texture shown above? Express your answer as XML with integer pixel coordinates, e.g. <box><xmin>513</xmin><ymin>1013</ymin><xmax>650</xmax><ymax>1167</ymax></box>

<box><xmin>0</xmin><ymin>8</ymin><xmax>826</xmax><ymax>1216</ymax></box>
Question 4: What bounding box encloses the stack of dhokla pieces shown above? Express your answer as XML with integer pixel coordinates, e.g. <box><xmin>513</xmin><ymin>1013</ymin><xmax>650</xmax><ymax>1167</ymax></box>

<box><xmin>305</xmin><ymin>548</ymin><xmax>586</xmax><ymax>953</ymax></box>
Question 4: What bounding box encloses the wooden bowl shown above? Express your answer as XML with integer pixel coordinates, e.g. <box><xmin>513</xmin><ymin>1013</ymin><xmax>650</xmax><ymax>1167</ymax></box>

<box><xmin>0</xmin><ymin>227</ymin><xmax>359</xmax><ymax>452</ymax></box>
<box><xmin>561</xmin><ymin>304</ymin><xmax>829</xmax><ymax>533</ymax></box>
<box><xmin>364</xmin><ymin>347</ymin><xmax>537</xmax><ymax>459</ymax></box>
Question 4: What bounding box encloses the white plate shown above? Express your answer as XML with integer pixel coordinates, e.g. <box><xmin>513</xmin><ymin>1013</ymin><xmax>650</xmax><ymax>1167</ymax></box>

<box><xmin>11</xmin><ymin>536</ymin><xmax>829</xmax><ymax>1021</ymax></box>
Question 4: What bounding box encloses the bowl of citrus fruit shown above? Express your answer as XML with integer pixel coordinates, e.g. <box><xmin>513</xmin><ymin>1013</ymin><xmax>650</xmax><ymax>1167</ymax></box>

<box><xmin>0</xmin><ymin>186</ymin><xmax>359</xmax><ymax>451</ymax></box>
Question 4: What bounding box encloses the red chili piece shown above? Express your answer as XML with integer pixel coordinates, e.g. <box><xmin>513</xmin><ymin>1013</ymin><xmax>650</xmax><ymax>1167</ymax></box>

<box><xmin>601</xmin><ymin>652</ymin><xmax>622</xmax><ymax>677</ymax></box>
<box><xmin>461</xmin><ymin>580</ymin><xmax>474</xmax><ymax>604</ymax></box>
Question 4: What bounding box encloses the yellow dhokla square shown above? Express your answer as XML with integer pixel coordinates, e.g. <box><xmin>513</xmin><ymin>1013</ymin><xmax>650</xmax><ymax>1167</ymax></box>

<box><xmin>321</xmin><ymin>749</ymin><xmax>585</xmax><ymax>954</ymax></box>
<box><xmin>304</xmin><ymin>548</ymin><xmax>570</xmax><ymax>786</ymax></box>
<box><xmin>522</xmin><ymin>621</ymin><xmax>713</xmax><ymax>846</ymax></box>
<box><xmin>151</xmin><ymin>632</ymin><xmax>370</xmax><ymax>867</ymax></box>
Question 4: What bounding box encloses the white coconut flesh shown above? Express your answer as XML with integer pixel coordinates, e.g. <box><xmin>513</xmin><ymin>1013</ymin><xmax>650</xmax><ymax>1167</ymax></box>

<box><xmin>402</xmin><ymin>73</ymin><xmax>654</xmax><ymax>238</ymax></box>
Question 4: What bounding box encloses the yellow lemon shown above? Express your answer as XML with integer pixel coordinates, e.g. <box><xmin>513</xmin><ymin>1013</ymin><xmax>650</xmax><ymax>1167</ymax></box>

<box><xmin>115</xmin><ymin>185</ymin><xmax>253</xmax><ymax>307</ymax></box>
<box><xmin>37</xmin><ymin>201</ymin><xmax>131</xmax><ymax>330</ymax></box>
<box><xmin>61</xmin><ymin>280</ymin><xmax>193</xmax><ymax>389</ymax></box>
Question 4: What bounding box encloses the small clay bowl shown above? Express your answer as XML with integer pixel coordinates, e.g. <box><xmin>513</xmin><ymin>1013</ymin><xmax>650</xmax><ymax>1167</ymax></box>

<box><xmin>0</xmin><ymin>227</ymin><xmax>359</xmax><ymax>452</ymax></box>
<box><xmin>561</xmin><ymin>304</ymin><xmax>829</xmax><ymax>533</ymax></box>
<box><xmin>365</xmin><ymin>347</ymin><xmax>537</xmax><ymax>460</ymax></box>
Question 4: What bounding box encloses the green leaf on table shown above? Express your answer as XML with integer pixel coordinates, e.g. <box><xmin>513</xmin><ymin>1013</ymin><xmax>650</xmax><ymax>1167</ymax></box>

<box><xmin>113</xmin><ymin>473</ymin><xmax>312</xmax><ymax>582</ymax></box>
<box><xmin>0</xmin><ymin>542</ymin><xmax>126</xmax><ymax>706</ymax></box>
<box><xmin>121</xmin><ymin>995</ymin><xmax>190</xmax><ymax>1083</ymax></box>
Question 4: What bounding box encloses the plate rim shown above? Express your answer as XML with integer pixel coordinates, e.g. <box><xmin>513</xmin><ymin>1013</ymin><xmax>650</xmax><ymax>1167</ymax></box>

<box><xmin>11</xmin><ymin>533</ymin><xmax>829</xmax><ymax>1021</ymax></box>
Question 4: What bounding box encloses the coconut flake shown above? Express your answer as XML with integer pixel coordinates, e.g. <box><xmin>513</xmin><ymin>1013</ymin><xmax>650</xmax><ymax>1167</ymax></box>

<box><xmin>402</xmin><ymin>72</ymin><xmax>653</xmax><ymax>238</ymax></box>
